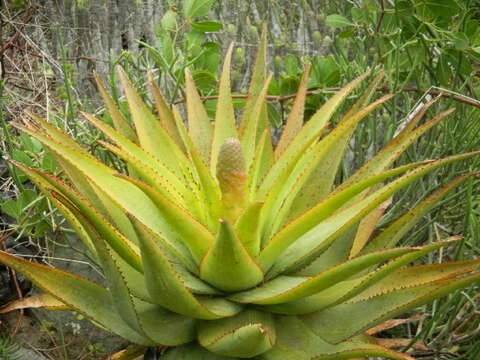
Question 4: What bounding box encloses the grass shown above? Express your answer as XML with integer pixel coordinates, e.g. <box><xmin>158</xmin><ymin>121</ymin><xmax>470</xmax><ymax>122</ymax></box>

<box><xmin>0</xmin><ymin>335</ymin><xmax>20</xmax><ymax>360</ymax></box>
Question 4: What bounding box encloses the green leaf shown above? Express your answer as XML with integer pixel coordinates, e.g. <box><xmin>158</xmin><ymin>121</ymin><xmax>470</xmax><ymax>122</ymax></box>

<box><xmin>283</xmin><ymin>54</ymin><xmax>299</xmax><ymax>76</ymax></box>
<box><xmin>241</xmin><ymin>75</ymin><xmax>272</xmax><ymax>172</ymax></box>
<box><xmin>305</xmin><ymin>271</ymin><xmax>480</xmax><ymax>344</ymax></box>
<box><xmin>119</xmin><ymin>174</ymin><xmax>214</xmax><ymax>262</ymax></box>
<box><xmin>264</xmin><ymin>151</ymin><xmax>480</xmax><ymax>276</ymax></box>
<box><xmin>350</xmin><ymin>259</ymin><xmax>480</xmax><ymax>303</ymax></box>
<box><xmin>190</xmin><ymin>21</ymin><xmax>223</xmax><ymax>32</ymax></box>
<box><xmin>266</xmin><ymin>238</ymin><xmax>462</xmax><ymax>315</ymax></box>
<box><xmin>239</xmin><ymin>24</ymin><xmax>268</xmax><ymax>140</ymax></box>
<box><xmin>116</xmin><ymin>66</ymin><xmax>189</xmax><ymax>176</ymax></box>
<box><xmin>41</xmin><ymin>152</ymin><xmax>59</xmax><ymax>173</ymax></box>
<box><xmin>257</xmin><ymin>72</ymin><xmax>369</xmax><ymax>200</ymax></box>
<box><xmin>0</xmin><ymin>250</ymin><xmax>154</xmax><ymax>346</ymax></box>
<box><xmin>453</xmin><ymin>32</ymin><xmax>469</xmax><ymax>51</ymax></box>
<box><xmin>261</xmin><ymin>94</ymin><xmax>394</xmax><ymax>241</ymax></box>
<box><xmin>258</xmin><ymin>161</ymin><xmax>425</xmax><ymax>272</ymax></box>
<box><xmin>192</xmin><ymin>70</ymin><xmax>218</xmax><ymax>92</ymax></box>
<box><xmin>161</xmin><ymin>344</ymin><xmax>234</xmax><ymax>359</ymax></box>
<box><xmin>211</xmin><ymin>43</ymin><xmax>238</xmax><ymax>174</ymax></box>
<box><xmin>1</xmin><ymin>189</ymin><xmax>37</xmax><ymax>219</ymax></box>
<box><xmin>161</xmin><ymin>9</ymin><xmax>178</xmax><ymax>31</ymax></box>
<box><xmin>12</xmin><ymin>149</ymin><xmax>34</xmax><ymax>168</ymax></box>
<box><xmin>363</xmin><ymin>173</ymin><xmax>478</xmax><ymax>253</ymax></box>
<box><xmin>198</xmin><ymin>309</ymin><xmax>276</xmax><ymax>358</ymax></box>
<box><xmin>199</xmin><ymin>219</ymin><xmax>264</xmax><ymax>292</ymax></box>
<box><xmin>275</xmin><ymin>63</ymin><xmax>311</xmax><ymax>158</ymax></box>
<box><xmin>147</xmin><ymin>71</ymin><xmax>184</xmax><ymax>150</ymax></box>
<box><xmin>131</xmin><ymin>217</ymin><xmax>242</xmax><ymax>320</ymax></box>
<box><xmin>311</xmin><ymin>56</ymin><xmax>340</xmax><ymax>87</ymax></box>
<box><xmin>93</xmin><ymin>73</ymin><xmax>138</xmax><ymax>143</ymax></box>
<box><xmin>64</xmin><ymin>203</ymin><xmax>147</xmax><ymax>336</ymax></box>
<box><xmin>229</xmin><ymin>247</ymin><xmax>414</xmax><ymax>305</ymax></box>
<box><xmin>10</xmin><ymin>161</ymin><xmax>144</xmax><ymax>272</ymax></box>
<box><xmin>235</xmin><ymin>201</ymin><xmax>264</xmax><ymax>256</ymax></box>
<box><xmin>15</xmin><ymin>124</ymin><xmax>194</xmax><ymax>268</ymax></box>
<box><xmin>185</xmin><ymin>67</ymin><xmax>213</xmax><ymax>164</ymax></box>
<box><xmin>248</xmin><ymin>129</ymin><xmax>274</xmax><ymax>196</ymax></box>
<box><xmin>184</xmin><ymin>0</ymin><xmax>216</xmax><ymax>19</ymax></box>
<box><xmin>325</xmin><ymin>14</ymin><xmax>354</xmax><ymax>29</ymax></box>
<box><xmin>260</xmin><ymin>316</ymin><xmax>414</xmax><ymax>360</ymax></box>
<box><xmin>19</xmin><ymin>132</ymin><xmax>42</xmax><ymax>152</ymax></box>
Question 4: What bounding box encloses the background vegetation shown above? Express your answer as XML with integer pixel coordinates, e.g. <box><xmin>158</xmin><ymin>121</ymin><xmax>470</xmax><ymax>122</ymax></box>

<box><xmin>0</xmin><ymin>0</ymin><xmax>480</xmax><ymax>359</ymax></box>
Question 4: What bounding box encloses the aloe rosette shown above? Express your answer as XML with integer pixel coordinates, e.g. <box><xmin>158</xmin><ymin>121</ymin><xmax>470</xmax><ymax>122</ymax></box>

<box><xmin>1</xmin><ymin>34</ymin><xmax>480</xmax><ymax>360</ymax></box>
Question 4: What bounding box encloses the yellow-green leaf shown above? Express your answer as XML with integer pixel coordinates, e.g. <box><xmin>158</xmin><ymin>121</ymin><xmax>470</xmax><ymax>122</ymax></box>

<box><xmin>185</xmin><ymin>67</ymin><xmax>213</xmax><ymax>164</ymax></box>
<box><xmin>199</xmin><ymin>219</ymin><xmax>264</xmax><ymax>292</ymax></box>
<box><xmin>211</xmin><ymin>43</ymin><xmax>238</xmax><ymax>174</ymax></box>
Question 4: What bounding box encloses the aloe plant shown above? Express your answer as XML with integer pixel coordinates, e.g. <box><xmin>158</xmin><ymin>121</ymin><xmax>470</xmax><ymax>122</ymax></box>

<box><xmin>1</xmin><ymin>34</ymin><xmax>479</xmax><ymax>360</ymax></box>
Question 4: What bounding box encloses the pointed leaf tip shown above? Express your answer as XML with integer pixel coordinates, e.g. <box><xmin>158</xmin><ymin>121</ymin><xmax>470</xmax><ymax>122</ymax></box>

<box><xmin>200</xmin><ymin>219</ymin><xmax>264</xmax><ymax>292</ymax></box>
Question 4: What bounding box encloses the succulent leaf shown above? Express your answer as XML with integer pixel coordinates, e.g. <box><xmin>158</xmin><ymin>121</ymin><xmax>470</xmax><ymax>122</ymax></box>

<box><xmin>363</xmin><ymin>172</ymin><xmax>479</xmax><ymax>253</ymax></box>
<box><xmin>185</xmin><ymin>67</ymin><xmax>213</xmax><ymax>164</ymax></box>
<box><xmin>274</xmin><ymin>63</ymin><xmax>312</xmax><ymax>157</ymax></box>
<box><xmin>131</xmin><ymin>216</ymin><xmax>242</xmax><ymax>319</ymax></box>
<box><xmin>198</xmin><ymin>309</ymin><xmax>276</xmax><ymax>358</ymax></box>
<box><xmin>0</xmin><ymin>294</ymin><xmax>68</xmax><ymax>313</ymax></box>
<box><xmin>200</xmin><ymin>219</ymin><xmax>264</xmax><ymax>292</ymax></box>
<box><xmin>94</xmin><ymin>72</ymin><xmax>138</xmax><ymax>143</ymax></box>
<box><xmin>0</xmin><ymin>249</ymin><xmax>155</xmax><ymax>345</ymax></box>
<box><xmin>235</xmin><ymin>200</ymin><xmax>264</xmax><ymax>256</ymax></box>
<box><xmin>69</xmin><ymin>204</ymin><xmax>148</xmax><ymax>336</ymax></box>
<box><xmin>305</xmin><ymin>270</ymin><xmax>480</xmax><ymax>344</ymax></box>
<box><xmin>258</xmin><ymin>161</ymin><xmax>428</xmax><ymax>272</ymax></box>
<box><xmin>211</xmin><ymin>43</ymin><xmax>238</xmax><ymax>174</ymax></box>
<box><xmin>117</xmin><ymin>66</ymin><xmax>188</xmax><ymax>175</ymax></box>
<box><xmin>261</xmin><ymin>94</ymin><xmax>395</xmax><ymax>240</ymax></box>
<box><xmin>350</xmin><ymin>259</ymin><xmax>480</xmax><ymax>302</ymax></box>
<box><xmin>266</xmin><ymin>151</ymin><xmax>480</xmax><ymax>276</ymax></box>
<box><xmin>25</xmin><ymin>113</ymin><xmax>115</xmax><ymax>218</ymax></box>
<box><xmin>4</xmin><ymin>39</ymin><xmax>479</xmax><ymax>359</ymax></box>
<box><xmin>260</xmin><ymin>316</ymin><xmax>414</xmax><ymax>360</ymax></box>
<box><xmin>262</xmin><ymin>237</ymin><xmax>463</xmax><ymax>314</ymax></box>
<box><xmin>248</xmin><ymin>129</ymin><xmax>274</xmax><ymax>196</ymax></box>
<box><xmin>239</xmin><ymin>24</ymin><xmax>268</xmax><ymax>140</ymax></box>
<box><xmin>11</xmin><ymin>162</ymin><xmax>144</xmax><ymax>271</ymax></box>
<box><xmin>285</xmin><ymin>72</ymin><xmax>386</xmax><ymax>222</ymax></box>
<box><xmin>119</xmin><ymin>173</ymin><xmax>214</xmax><ymax>262</ymax></box>
<box><xmin>228</xmin><ymin>247</ymin><xmax>415</xmax><ymax>305</ymax></box>
<box><xmin>241</xmin><ymin>75</ymin><xmax>272</xmax><ymax>172</ymax></box>
<box><xmin>81</xmin><ymin>111</ymin><xmax>190</xmax><ymax>207</ymax></box>
<box><xmin>147</xmin><ymin>70</ymin><xmax>184</xmax><ymax>149</ymax></box>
